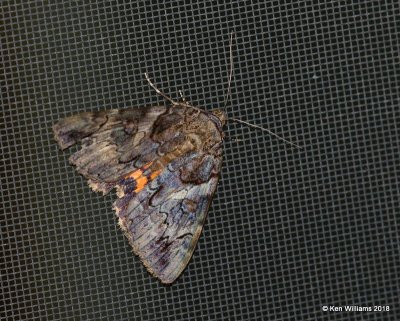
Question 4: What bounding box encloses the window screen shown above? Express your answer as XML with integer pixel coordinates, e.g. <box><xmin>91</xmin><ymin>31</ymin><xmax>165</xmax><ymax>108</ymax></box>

<box><xmin>2</xmin><ymin>1</ymin><xmax>399</xmax><ymax>320</ymax></box>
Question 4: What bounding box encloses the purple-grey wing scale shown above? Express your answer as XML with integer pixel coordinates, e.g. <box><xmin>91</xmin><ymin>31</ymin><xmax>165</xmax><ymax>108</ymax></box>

<box><xmin>115</xmin><ymin>157</ymin><xmax>220</xmax><ymax>283</ymax></box>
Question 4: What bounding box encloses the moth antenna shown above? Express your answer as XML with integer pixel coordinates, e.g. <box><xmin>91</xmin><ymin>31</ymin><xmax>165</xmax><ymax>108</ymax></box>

<box><xmin>222</xmin><ymin>34</ymin><xmax>300</xmax><ymax>148</ymax></box>
<box><xmin>145</xmin><ymin>73</ymin><xmax>178</xmax><ymax>105</ymax></box>
<box><xmin>222</xmin><ymin>32</ymin><xmax>235</xmax><ymax>110</ymax></box>
<box><xmin>228</xmin><ymin>117</ymin><xmax>301</xmax><ymax>148</ymax></box>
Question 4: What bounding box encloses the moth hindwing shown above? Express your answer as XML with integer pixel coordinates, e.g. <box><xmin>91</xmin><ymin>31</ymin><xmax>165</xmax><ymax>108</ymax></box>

<box><xmin>53</xmin><ymin>104</ymin><xmax>226</xmax><ymax>284</ymax></box>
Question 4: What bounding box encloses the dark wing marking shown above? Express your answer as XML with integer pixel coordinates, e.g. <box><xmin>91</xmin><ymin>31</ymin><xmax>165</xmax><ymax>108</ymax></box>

<box><xmin>53</xmin><ymin>105</ymin><xmax>225</xmax><ymax>284</ymax></box>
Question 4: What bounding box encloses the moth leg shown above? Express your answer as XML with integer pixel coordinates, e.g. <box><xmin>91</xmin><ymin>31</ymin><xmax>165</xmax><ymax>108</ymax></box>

<box><xmin>144</xmin><ymin>73</ymin><xmax>178</xmax><ymax>106</ymax></box>
<box><xmin>178</xmin><ymin>90</ymin><xmax>187</xmax><ymax>103</ymax></box>
<box><xmin>144</xmin><ymin>73</ymin><xmax>205</xmax><ymax>114</ymax></box>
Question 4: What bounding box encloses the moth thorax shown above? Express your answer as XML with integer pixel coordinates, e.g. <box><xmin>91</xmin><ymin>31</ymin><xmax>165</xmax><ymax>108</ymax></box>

<box><xmin>211</xmin><ymin>109</ymin><xmax>227</xmax><ymax>126</ymax></box>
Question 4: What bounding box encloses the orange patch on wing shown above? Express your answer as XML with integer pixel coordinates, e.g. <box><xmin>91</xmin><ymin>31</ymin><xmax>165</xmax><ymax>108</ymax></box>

<box><xmin>124</xmin><ymin>161</ymin><xmax>164</xmax><ymax>194</ymax></box>
<box><xmin>150</xmin><ymin>169</ymin><xmax>162</xmax><ymax>180</ymax></box>
<box><xmin>125</xmin><ymin>161</ymin><xmax>153</xmax><ymax>180</ymax></box>
<box><xmin>134</xmin><ymin>176</ymin><xmax>148</xmax><ymax>193</ymax></box>
<box><xmin>142</xmin><ymin>162</ymin><xmax>153</xmax><ymax>170</ymax></box>
<box><xmin>134</xmin><ymin>169</ymin><xmax>163</xmax><ymax>193</ymax></box>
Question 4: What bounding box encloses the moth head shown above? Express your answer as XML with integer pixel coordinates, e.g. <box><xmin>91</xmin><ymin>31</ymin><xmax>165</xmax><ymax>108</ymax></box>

<box><xmin>211</xmin><ymin>109</ymin><xmax>227</xmax><ymax>126</ymax></box>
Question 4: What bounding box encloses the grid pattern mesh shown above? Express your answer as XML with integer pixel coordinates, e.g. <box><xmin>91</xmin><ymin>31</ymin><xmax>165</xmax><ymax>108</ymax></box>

<box><xmin>2</xmin><ymin>1</ymin><xmax>400</xmax><ymax>320</ymax></box>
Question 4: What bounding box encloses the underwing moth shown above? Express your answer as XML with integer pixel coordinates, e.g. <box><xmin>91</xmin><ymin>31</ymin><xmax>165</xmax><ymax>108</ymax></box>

<box><xmin>53</xmin><ymin>81</ymin><xmax>226</xmax><ymax>284</ymax></box>
<box><xmin>53</xmin><ymin>73</ymin><xmax>298</xmax><ymax>284</ymax></box>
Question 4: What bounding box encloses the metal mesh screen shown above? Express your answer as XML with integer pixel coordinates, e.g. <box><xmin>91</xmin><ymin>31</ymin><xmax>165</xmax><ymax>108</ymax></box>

<box><xmin>2</xmin><ymin>1</ymin><xmax>399</xmax><ymax>320</ymax></box>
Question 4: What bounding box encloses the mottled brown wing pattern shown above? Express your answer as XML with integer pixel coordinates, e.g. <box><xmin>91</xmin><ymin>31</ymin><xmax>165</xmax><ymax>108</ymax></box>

<box><xmin>53</xmin><ymin>104</ymin><xmax>225</xmax><ymax>284</ymax></box>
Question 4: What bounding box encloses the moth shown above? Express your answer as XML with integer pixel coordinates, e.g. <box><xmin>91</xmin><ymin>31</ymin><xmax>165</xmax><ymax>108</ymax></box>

<box><xmin>53</xmin><ymin>77</ymin><xmax>227</xmax><ymax>284</ymax></box>
<box><xmin>53</xmin><ymin>42</ymin><xmax>298</xmax><ymax>284</ymax></box>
